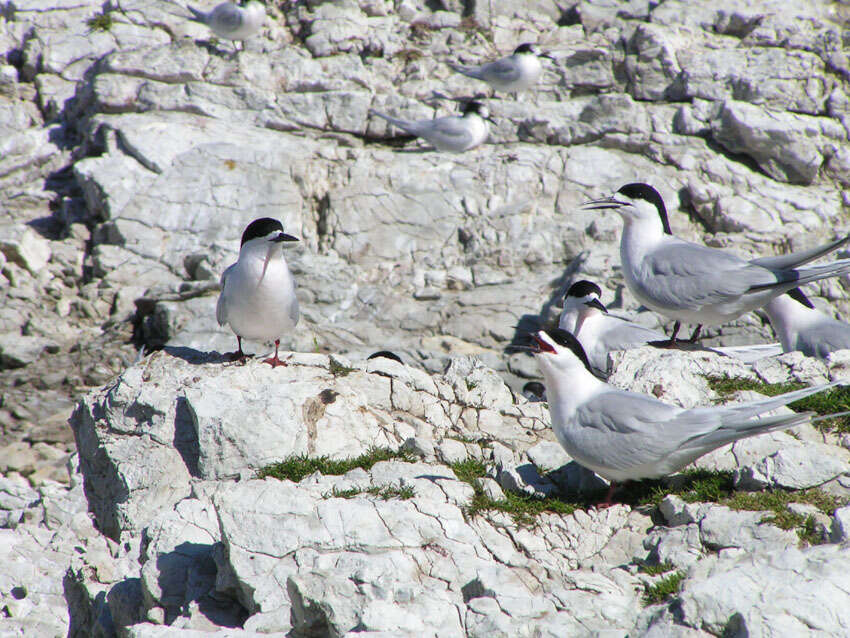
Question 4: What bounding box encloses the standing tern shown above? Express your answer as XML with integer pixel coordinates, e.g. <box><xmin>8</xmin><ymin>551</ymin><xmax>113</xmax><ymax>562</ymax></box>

<box><xmin>448</xmin><ymin>43</ymin><xmax>555</xmax><ymax>94</ymax></box>
<box><xmin>763</xmin><ymin>288</ymin><xmax>850</xmax><ymax>359</ymax></box>
<box><xmin>532</xmin><ymin>327</ymin><xmax>843</xmax><ymax>505</ymax></box>
<box><xmin>560</xmin><ymin>279</ymin><xmax>782</xmax><ymax>373</ymax></box>
<box><xmin>217</xmin><ymin>217</ymin><xmax>299</xmax><ymax>367</ymax></box>
<box><xmin>582</xmin><ymin>183</ymin><xmax>850</xmax><ymax>344</ymax></box>
<box><xmin>188</xmin><ymin>1</ymin><xmax>265</xmax><ymax>52</ymax></box>
<box><xmin>369</xmin><ymin>100</ymin><xmax>492</xmax><ymax>153</ymax></box>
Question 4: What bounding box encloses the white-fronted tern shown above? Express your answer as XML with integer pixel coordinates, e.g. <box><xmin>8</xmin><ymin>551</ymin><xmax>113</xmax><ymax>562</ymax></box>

<box><xmin>582</xmin><ymin>183</ymin><xmax>850</xmax><ymax>344</ymax></box>
<box><xmin>448</xmin><ymin>43</ymin><xmax>554</xmax><ymax>94</ymax></box>
<box><xmin>217</xmin><ymin>217</ymin><xmax>299</xmax><ymax>367</ymax></box>
<box><xmin>369</xmin><ymin>100</ymin><xmax>492</xmax><ymax>153</ymax></box>
<box><xmin>533</xmin><ymin>327</ymin><xmax>843</xmax><ymax>505</ymax></box>
<box><xmin>188</xmin><ymin>1</ymin><xmax>265</xmax><ymax>51</ymax></box>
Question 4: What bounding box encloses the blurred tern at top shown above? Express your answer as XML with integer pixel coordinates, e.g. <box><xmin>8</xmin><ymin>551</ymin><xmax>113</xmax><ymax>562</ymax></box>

<box><xmin>763</xmin><ymin>287</ymin><xmax>850</xmax><ymax>359</ymax></box>
<box><xmin>369</xmin><ymin>101</ymin><xmax>492</xmax><ymax>153</ymax></box>
<box><xmin>532</xmin><ymin>327</ymin><xmax>843</xmax><ymax>505</ymax></box>
<box><xmin>560</xmin><ymin>279</ymin><xmax>781</xmax><ymax>374</ymax></box>
<box><xmin>448</xmin><ymin>43</ymin><xmax>555</xmax><ymax>94</ymax></box>
<box><xmin>582</xmin><ymin>183</ymin><xmax>850</xmax><ymax>345</ymax></box>
<box><xmin>217</xmin><ymin>217</ymin><xmax>299</xmax><ymax>368</ymax></box>
<box><xmin>188</xmin><ymin>1</ymin><xmax>265</xmax><ymax>51</ymax></box>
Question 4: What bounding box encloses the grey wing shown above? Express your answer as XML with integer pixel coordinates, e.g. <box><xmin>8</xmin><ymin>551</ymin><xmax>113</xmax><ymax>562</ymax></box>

<box><xmin>602</xmin><ymin>318</ymin><xmax>665</xmax><ymax>350</ymax></box>
<box><xmin>569</xmin><ymin>391</ymin><xmax>688</xmax><ymax>473</ymax></box>
<box><xmin>479</xmin><ymin>57</ymin><xmax>522</xmax><ymax>84</ymax></box>
<box><xmin>211</xmin><ymin>3</ymin><xmax>244</xmax><ymax>30</ymax></box>
<box><xmin>418</xmin><ymin>116</ymin><xmax>475</xmax><ymax>148</ymax></box>
<box><xmin>639</xmin><ymin>240</ymin><xmax>775</xmax><ymax>310</ymax></box>
<box><xmin>751</xmin><ymin>235</ymin><xmax>850</xmax><ymax>270</ymax></box>
<box><xmin>216</xmin><ymin>264</ymin><xmax>234</xmax><ymax>326</ymax></box>
<box><xmin>799</xmin><ymin>321</ymin><xmax>850</xmax><ymax>358</ymax></box>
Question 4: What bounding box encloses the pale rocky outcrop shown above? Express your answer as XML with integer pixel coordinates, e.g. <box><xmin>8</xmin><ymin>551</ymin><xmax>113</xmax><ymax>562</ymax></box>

<box><xmin>2</xmin><ymin>0</ymin><xmax>850</xmax><ymax>634</ymax></box>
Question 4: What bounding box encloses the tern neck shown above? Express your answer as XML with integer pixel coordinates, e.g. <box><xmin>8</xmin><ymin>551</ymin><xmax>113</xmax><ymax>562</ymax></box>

<box><xmin>537</xmin><ymin>356</ymin><xmax>603</xmax><ymax>412</ymax></box>
<box><xmin>620</xmin><ymin>215</ymin><xmax>666</xmax><ymax>264</ymax></box>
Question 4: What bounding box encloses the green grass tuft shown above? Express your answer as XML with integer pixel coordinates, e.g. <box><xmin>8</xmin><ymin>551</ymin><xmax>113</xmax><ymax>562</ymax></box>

<box><xmin>614</xmin><ymin>469</ymin><xmax>736</xmax><ymax>508</ymax></box>
<box><xmin>706</xmin><ymin>375</ymin><xmax>850</xmax><ymax>433</ymax></box>
<box><xmin>450</xmin><ymin>459</ymin><xmax>580</xmax><ymax>526</ymax></box>
<box><xmin>324</xmin><ymin>485</ymin><xmax>415</xmax><ymax>501</ymax></box>
<box><xmin>86</xmin><ymin>11</ymin><xmax>113</xmax><ymax>32</ymax></box>
<box><xmin>638</xmin><ymin>561</ymin><xmax>676</xmax><ymax>576</ymax></box>
<box><xmin>643</xmin><ymin>571</ymin><xmax>686</xmax><ymax>605</ymax></box>
<box><xmin>328</xmin><ymin>356</ymin><xmax>356</xmax><ymax>377</ymax></box>
<box><xmin>258</xmin><ymin>447</ymin><xmax>416</xmax><ymax>482</ymax></box>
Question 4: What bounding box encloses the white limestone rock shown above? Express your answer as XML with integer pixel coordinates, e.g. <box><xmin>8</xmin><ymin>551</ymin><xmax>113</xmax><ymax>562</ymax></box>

<box><xmin>734</xmin><ymin>444</ymin><xmax>850</xmax><ymax>490</ymax></box>
<box><xmin>674</xmin><ymin>545</ymin><xmax>850</xmax><ymax>636</ymax></box>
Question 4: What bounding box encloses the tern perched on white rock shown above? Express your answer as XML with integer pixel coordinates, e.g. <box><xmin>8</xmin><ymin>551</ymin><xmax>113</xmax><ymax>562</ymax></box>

<box><xmin>188</xmin><ymin>1</ymin><xmax>265</xmax><ymax>52</ymax></box>
<box><xmin>448</xmin><ymin>43</ymin><xmax>554</xmax><ymax>94</ymax></box>
<box><xmin>369</xmin><ymin>101</ymin><xmax>492</xmax><ymax>153</ymax></box>
<box><xmin>582</xmin><ymin>183</ymin><xmax>850</xmax><ymax>345</ymax></box>
<box><xmin>532</xmin><ymin>327</ymin><xmax>843</xmax><ymax>506</ymax></box>
<box><xmin>217</xmin><ymin>217</ymin><xmax>299</xmax><ymax>368</ymax></box>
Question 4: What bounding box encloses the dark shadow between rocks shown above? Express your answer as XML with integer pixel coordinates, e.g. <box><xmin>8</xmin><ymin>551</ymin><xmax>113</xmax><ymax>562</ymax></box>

<box><xmin>163</xmin><ymin>346</ymin><xmax>233</xmax><ymax>365</ymax></box>
<box><xmin>174</xmin><ymin>397</ymin><xmax>201</xmax><ymax>478</ymax></box>
<box><xmin>505</xmin><ymin>252</ymin><xmax>589</xmax><ymax>361</ymax></box>
<box><xmin>154</xmin><ymin>542</ymin><xmax>249</xmax><ymax>628</ymax></box>
<box><xmin>64</xmin><ymin>572</ymin><xmax>113</xmax><ymax>638</ymax></box>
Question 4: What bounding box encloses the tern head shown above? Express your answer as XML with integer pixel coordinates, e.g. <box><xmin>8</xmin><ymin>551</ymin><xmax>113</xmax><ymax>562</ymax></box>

<box><xmin>513</xmin><ymin>42</ymin><xmax>555</xmax><ymax>60</ymax></box>
<box><xmin>462</xmin><ymin>100</ymin><xmax>495</xmax><ymax>124</ymax></box>
<box><xmin>581</xmin><ymin>183</ymin><xmax>672</xmax><ymax>235</ymax></box>
<box><xmin>532</xmin><ymin>328</ymin><xmax>593</xmax><ymax>375</ymax></box>
<box><xmin>240</xmin><ymin>217</ymin><xmax>299</xmax><ymax>256</ymax></box>
<box><xmin>564</xmin><ymin>280</ymin><xmax>608</xmax><ymax>316</ymax></box>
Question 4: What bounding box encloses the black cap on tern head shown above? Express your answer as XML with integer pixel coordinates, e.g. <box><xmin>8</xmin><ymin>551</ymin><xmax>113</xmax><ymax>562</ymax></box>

<box><xmin>463</xmin><ymin>100</ymin><xmax>486</xmax><ymax>115</ymax></box>
<box><xmin>566</xmin><ymin>280</ymin><xmax>602</xmax><ymax>300</ymax></box>
<box><xmin>241</xmin><ymin>217</ymin><xmax>284</xmax><ymax>246</ymax></box>
<box><xmin>616</xmin><ymin>183</ymin><xmax>672</xmax><ymax>235</ymax></box>
<box><xmin>368</xmin><ymin>350</ymin><xmax>403</xmax><ymax>364</ymax></box>
<box><xmin>543</xmin><ymin>327</ymin><xmax>593</xmax><ymax>372</ymax></box>
<box><xmin>787</xmin><ymin>287</ymin><xmax>815</xmax><ymax>309</ymax></box>
<box><xmin>514</xmin><ymin>43</ymin><xmax>536</xmax><ymax>54</ymax></box>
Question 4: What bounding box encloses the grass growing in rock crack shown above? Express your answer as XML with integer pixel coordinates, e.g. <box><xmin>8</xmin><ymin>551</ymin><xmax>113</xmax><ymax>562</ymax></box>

<box><xmin>328</xmin><ymin>356</ymin><xmax>356</xmax><ymax>377</ymax></box>
<box><xmin>642</xmin><ymin>571</ymin><xmax>686</xmax><ymax>605</ymax></box>
<box><xmin>638</xmin><ymin>560</ymin><xmax>675</xmax><ymax>576</ymax></box>
<box><xmin>257</xmin><ymin>447</ymin><xmax>416</xmax><ymax>482</ymax></box>
<box><xmin>618</xmin><ymin>468</ymin><xmax>845</xmax><ymax>545</ymax></box>
<box><xmin>707</xmin><ymin>375</ymin><xmax>850</xmax><ymax>432</ymax></box>
<box><xmin>323</xmin><ymin>485</ymin><xmax>415</xmax><ymax>501</ymax></box>
<box><xmin>450</xmin><ymin>459</ymin><xmax>581</xmax><ymax>526</ymax></box>
<box><xmin>86</xmin><ymin>10</ymin><xmax>113</xmax><ymax>32</ymax></box>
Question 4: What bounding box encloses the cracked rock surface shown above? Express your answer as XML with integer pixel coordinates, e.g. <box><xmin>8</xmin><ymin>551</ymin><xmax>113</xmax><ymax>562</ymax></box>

<box><xmin>2</xmin><ymin>0</ymin><xmax>850</xmax><ymax>635</ymax></box>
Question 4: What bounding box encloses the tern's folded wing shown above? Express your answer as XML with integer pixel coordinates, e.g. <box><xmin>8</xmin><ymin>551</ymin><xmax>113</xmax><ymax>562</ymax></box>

<box><xmin>601</xmin><ymin>318</ymin><xmax>665</xmax><ymax>350</ymax></box>
<box><xmin>567</xmin><ymin>391</ymin><xmax>691</xmax><ymax>473</ymax></box>
<box><xmin>639</xmin><ymin>240</ymin><xmax>774</xmax><ymax>310</ymax></box>
<box><xmin>750</xmin><ymin>235</ymin><xmax>850</xmax><ymax>270</ymax></box>
<box><xmin>420</xmin><ymin>116</ymin><xmax>476</xmax><ymax>148</ymax></box>
<box><xmin>479</xmin><ymin>57</ymin><xmax>522</xmax><ymax>84</ymax></box>
<box><xmin>211</xmin><ymin>3</ymin><xmax>244</xmax><ymax>30</ymax></box>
